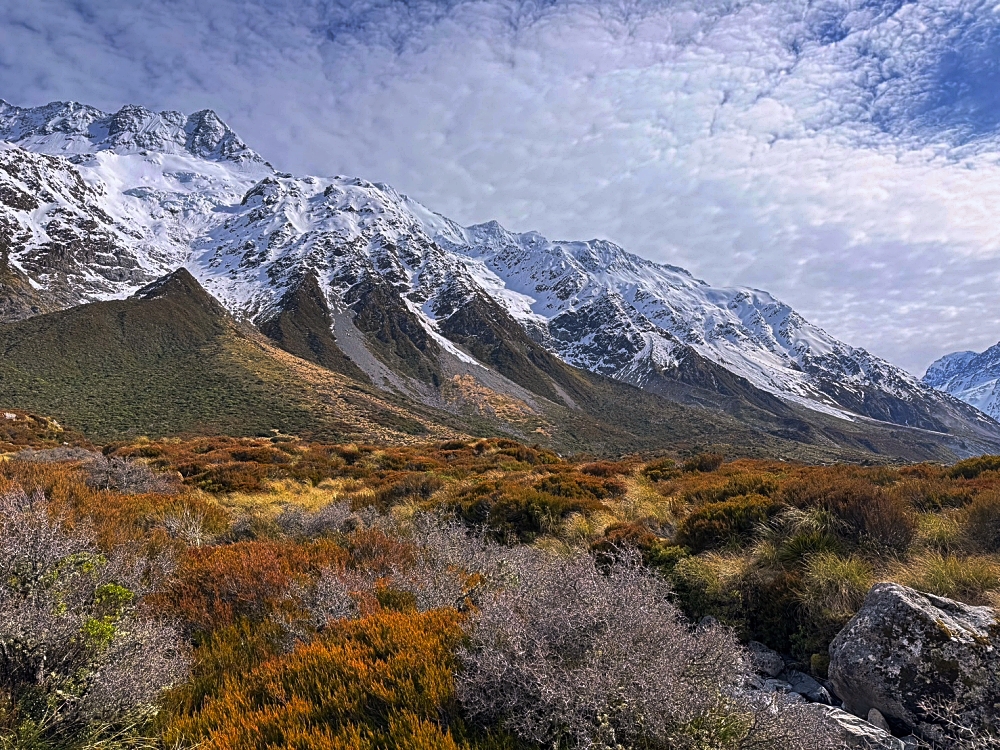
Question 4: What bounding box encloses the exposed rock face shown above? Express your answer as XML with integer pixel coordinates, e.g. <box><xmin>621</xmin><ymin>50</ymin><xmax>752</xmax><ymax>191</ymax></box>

<box><xmin>829</xmin><ymin>583</ymin><xmax>1000</xmax><ymax>734</ymax></box>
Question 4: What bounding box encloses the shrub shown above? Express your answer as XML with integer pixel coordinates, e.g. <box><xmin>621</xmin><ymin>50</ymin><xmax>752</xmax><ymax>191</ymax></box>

<box><xmin>676</xmin><ymin>494</ymin><xmax>784</xmax><ymax>552</ymax></box>
<box><xmin>960</xmin><ymin>492</ymin><xmax>1000</xmax><ymax>552</ymax></box>
<box><xmin>643</xmin><ymin>457</ymin><xmax>681</xmax><ymax>483</ymax></box>
<box><xmin>782</xmin><ymin>475</ymin><xmax>915</xmax><ymax>552</ymax></box>
<box><xmin>949</xmin><ymin>454</ymin><xmax>1000</xmax><ymax>480</ymax></box>
<box><xmin>579</xmin><ymin>460</ymin><xmax>631</xmax><ymax>478</ymax></box>
<box><xmin>166</xmin><ymin>609</ymin><xmax>467</xmax><ymax>750</ymax></box>
<box><xmin>155</xmin><ymin>539</ymin><xmax>346</xmax><ymax>632</ymax></box>
<box><xmin>457</xmin><ymin>550</ymin><xmax>837</xmax><ymax>749</ymax></box>
<box><xmin>454</xmin><ymin>482</ymin><xmax>607</xmax><ymax>542</ymax></box>
<box><xmin>682</xmin><ymin>452</ymin><xmax>725</xmax><ymax>473</ymax></box>
<box><xmin>0</xmin><ymin>489</ymin><xmax>189</xmax><ymax>747</ymax></box>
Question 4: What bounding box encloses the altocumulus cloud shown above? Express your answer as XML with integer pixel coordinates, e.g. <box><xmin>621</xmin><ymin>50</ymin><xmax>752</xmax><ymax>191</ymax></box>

<box><xmin>3</xmin><ymin>0</ymin><xmax>1000</xmax><ymax>373</ymax></box>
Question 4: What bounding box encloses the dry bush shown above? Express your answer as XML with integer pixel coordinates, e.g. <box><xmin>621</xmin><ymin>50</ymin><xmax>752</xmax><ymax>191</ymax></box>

<box><xmin>457</xmin><ymin>549</ymin><xmax>838</xmax><ymax>749</ymax></box>
<box><xmin>0</xmin><ymin>489</ymin><xmax>189</xmax><ymax>747</ymax></box>
<box><xmin>392</xmin><ymin>514</ymin><xmax>538</xmax><ymax>613</ymax></box>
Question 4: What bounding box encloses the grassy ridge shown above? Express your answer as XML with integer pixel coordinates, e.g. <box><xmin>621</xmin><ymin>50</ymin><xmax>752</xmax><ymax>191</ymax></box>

<box><xmin>0</xmin><ymin>271</ymin><xmax>452</xmax><ymax>442</ymax></box>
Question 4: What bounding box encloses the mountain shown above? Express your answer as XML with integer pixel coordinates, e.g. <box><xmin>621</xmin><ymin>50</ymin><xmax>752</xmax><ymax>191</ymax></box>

<box><xmin>923</xmin><ymin>344</ymin><xmax>1000</xmax><ymax>421</ymax></box>
<box><xmin>1</xmin><ymin>98</ymin><xmax>999</xmax><ymax>459</ymax></box>
<box><xmin>0</xmin><ymin>267</ymin><xmax>468</xmax><ymax>442</ymax></box>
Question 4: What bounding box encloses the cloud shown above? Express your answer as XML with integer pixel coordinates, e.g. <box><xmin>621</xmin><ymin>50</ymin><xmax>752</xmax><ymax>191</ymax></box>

<box><xmin>3</xmin><ymin>0</ymin><xmax>1000</xmax><ymax>374</ymax></box>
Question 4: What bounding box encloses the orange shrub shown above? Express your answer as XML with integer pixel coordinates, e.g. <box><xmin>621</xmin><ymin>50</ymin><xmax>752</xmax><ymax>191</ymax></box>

<box><xmin>155</xmin><ymin>539</ymin><xmax>346</xmax><ymax>632</ymax></box>
<box><xmin>166</xmin><ymin>610</ymin><xmax>466</xmax><ymax>750</ymax></box>
<box><xmin>960</xmin><ymin>492</ymin><xmax>1000</xmax><ymax>552</ymax></box>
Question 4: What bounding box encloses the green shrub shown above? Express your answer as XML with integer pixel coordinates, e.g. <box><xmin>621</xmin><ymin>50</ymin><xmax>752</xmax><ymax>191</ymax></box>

<box><xmin>682</xmin><ymin>453</ymin><xmax>725</xmax><ymax>473</ymax></box>
<box><xmin>455</xmin><ymin>482</ymin><xmax>606</xmax><ymax>542</ymax></box>
<box><xmin>643</xmin><ymin>458</ymin><xmax>681</xmax><ymax>483</ymax></box>
<box><xmin>668</xmin><ymin>555</ymin><xmax>746</xmax><ymax>631</ymax></box>
<box><xmin>676</xmin><ymin>494</ymin><xmax>784</xmax><ymax>552</ymax></box>
<box><xmin>590</xmin><ymin>523</ymin><xmax>689</xmax><ymax>574</ymax></box>
<box><xmin>949</xmin><ymin>454</ymin><xmax>1000</xmax><ymax>479</ymax></box>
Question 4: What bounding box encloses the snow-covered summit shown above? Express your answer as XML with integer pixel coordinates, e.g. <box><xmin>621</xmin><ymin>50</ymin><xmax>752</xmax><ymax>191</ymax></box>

<box><xmin>434</xmin><ymin>221</ymin><xmax>927</xmax><ymax>418</ymax></box>
<box><xmin>0</xmin><ymin>100</ymin><xmax>266</xmax><ymax>165</ymax></box>
<box><xmin>923</xmin><ymin>345</ymin><xmax>1000</xmax><ymax>420</ymax></box>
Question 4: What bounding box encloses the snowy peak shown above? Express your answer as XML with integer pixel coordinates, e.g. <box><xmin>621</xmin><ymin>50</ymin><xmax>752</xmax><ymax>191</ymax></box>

<box><xmin>0</xmin><ymin>100</ymin><xmax>264</xmax><ymax>164</ymax></box>
<box><xmin>923</xmin><ymin>344</ymin><xmax>1000</xmax><ymax>420</ymax></box>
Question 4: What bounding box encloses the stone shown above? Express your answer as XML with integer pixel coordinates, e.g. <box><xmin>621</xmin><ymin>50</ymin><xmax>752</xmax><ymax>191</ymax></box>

<box><xmin>782</xmin><ymin>669</ymin><xmax>833</xmax><ymax>704</ymax></box>
<box><xmin>747</xmin><ymin>640</ymin><xmax>785</xmax><ymax>677</ymax></box>
<box><xmin>763</xmin><ymin>678</ymin><xmax>793</xmax><ymax>694</ymax></box>
<box><xmin>867</xmin><ymin>708</ymin><xmax>891</xmax><ymax>733</ymax></box>
<box><xmin>811</xmin><ymin>706</ymin><xmax>905</xmax><ymax>750</ymax></box>
<box><xmin>829</xmin><ymin>582</ymin><xmax>1000</xmax><ymax>733</ymax></box>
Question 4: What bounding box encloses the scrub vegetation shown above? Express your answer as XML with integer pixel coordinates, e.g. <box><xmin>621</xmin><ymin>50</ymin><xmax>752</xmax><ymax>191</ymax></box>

<box><xmin>2</xmin><ymin>420</ymin><xmax>998</xmax><ymax>749</ymax></box>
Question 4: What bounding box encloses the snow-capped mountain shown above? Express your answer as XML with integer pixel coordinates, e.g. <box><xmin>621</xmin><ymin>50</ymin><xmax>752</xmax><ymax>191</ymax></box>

<box><xmin>923</xmin><ymin>345</ymin><xmax>1000</xmax><ymax>421</ymax></box>
<box><xmin>1</xmin><ymin>99</ymin><xmax>996</xmax><ymax>443</ymax></box>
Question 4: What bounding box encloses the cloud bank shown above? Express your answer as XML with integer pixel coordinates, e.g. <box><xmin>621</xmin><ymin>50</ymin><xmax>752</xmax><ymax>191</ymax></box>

<box><xmin>3</xmin><ymin>0</ymin><xmax>1000</xmax><ymax>373</ymax></box>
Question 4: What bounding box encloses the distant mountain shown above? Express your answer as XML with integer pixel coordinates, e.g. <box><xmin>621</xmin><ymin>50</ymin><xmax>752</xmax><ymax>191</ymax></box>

<box><xmin>1</xmin><ymin>99</ymin><xmax>998</xmax><ymax>459</ymax></box>
<box><xmin>923</xmin><ymin>344</ymin><xmax>1000</xmax><ymax>421</ymax></box>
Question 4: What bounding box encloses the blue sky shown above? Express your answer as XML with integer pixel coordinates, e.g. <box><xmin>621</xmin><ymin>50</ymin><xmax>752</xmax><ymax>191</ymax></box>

<box><xmin>4</xmin><ymin>0</ymin><xmax>1000</xmax><ymax>374</ymax></box>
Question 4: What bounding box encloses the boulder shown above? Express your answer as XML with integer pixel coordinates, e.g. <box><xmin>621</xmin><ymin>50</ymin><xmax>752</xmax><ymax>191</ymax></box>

<box><xmin>812</xmin><ymin>706</ymin><xmax>905</xmax><ymax>750</ymax></box>
<box><xmin>782</xmin><ymin>669</ymin><xmax>833</xmax><ymax>704</ymax></box>
<box><xmin>829</xmin><ymin>582</ymin><xmax>1000</xmax><ymax>733</ymax></box>
<box><xmin>747</xmin><ymin>640</ymin><xmax>784</xmax><ymax>677</ymax></box>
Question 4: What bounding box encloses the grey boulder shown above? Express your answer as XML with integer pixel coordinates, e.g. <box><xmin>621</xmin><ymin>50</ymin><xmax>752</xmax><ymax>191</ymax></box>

<box><xmin>782</xmin><ymin>669</ymin><xmax>833</xmax><ymax>704</ymax></box>
<box><xmin>829</xmin><ymin>582</ymin><xmax>999</xmax><ymax>733</ymax></box>
<box><xmin>747</xmin><ymin>640</ymin><xmax>785</xmax><ymax>677</ymax></box>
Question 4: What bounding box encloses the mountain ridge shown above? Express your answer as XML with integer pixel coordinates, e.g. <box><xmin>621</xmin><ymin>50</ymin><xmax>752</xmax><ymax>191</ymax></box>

<box><xmin>923</xmin><ymin>344</ymin><xmax>1000</xmax><ymax>421</ymax></box>
<box><xmin>2</xmin><ymin>99</ymin><xmax>998</xmax><ymax>459</ymax></box>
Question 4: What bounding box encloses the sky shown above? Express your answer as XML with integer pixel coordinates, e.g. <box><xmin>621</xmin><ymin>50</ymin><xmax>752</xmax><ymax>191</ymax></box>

<box><xmin>3</xmin><ymin>0</ymin><xmax>1000</xmax><ymax>375</ymax></box>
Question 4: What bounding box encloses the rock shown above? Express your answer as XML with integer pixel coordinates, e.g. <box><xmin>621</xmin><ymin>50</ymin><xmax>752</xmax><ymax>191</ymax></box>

<box><xmin>763</xmin><ymin>678</ymin><xmax>793</xmax><ymax>694</ymax></box>
<box><xmin>697</xmin><ymin>615</ymin><xmax>719</xmax><ymax>630</ymax></box>
<box><xmin>782</xmin><ymin>669</ymin><xmax>833</xmax><ymax>704</ymax></box>
<box><xmin>900</xmin><ymin>737</ymin><xmax>919</xmax><ymax>750</ymax></box>
<box><xmin>829</xmin><ymin>582</ymin><xmax>1000</xmax><ymax>733</ymax></box>
<box><xmin>867</xmin><ymin>708</ymin><xmax>891</xmax><ymax>733</ymax></box>
<box><xmin>747</xmin><ymin>640</ymin><xmax>785</xmax><ymax>677</ymax></box>
<box><xmin>812</xmin><ymin>706</ymin><xmax>905</xmax><ymax>750</ymax></box>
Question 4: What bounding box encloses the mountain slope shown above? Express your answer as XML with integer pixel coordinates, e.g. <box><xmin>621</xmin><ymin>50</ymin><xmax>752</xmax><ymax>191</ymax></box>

<box><xmin>1</xmin><ymin>99</ymin><xmax>999</xmax><ymax>460</ymax></box>
<box><xmin>923</xmin><ymin>344</ymin><xmax>1000</xmax><ymax>421</ymax></box>
<box><xmin>0</xmin><ymin>268</ymin><xmax>458</xmax><ymax>442</ymax></box>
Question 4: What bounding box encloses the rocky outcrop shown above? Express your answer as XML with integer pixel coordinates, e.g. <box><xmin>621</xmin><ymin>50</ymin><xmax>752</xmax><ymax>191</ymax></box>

<box><xmin>829</xmin><ymin>582</ymin><xmax>1000</xmax><ymax>735</ymax></box>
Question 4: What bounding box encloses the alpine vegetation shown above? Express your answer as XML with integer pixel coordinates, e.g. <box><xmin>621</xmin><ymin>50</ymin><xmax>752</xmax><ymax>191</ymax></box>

<box><xmin>0</xmin><ymin>489</ymin><xmax>189</xmax><ymax>748</ymax></box>
<box><xmin>456</xmin><ymin>548</ymin><xmax>838</xmax><ymax>749</ymax></box>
